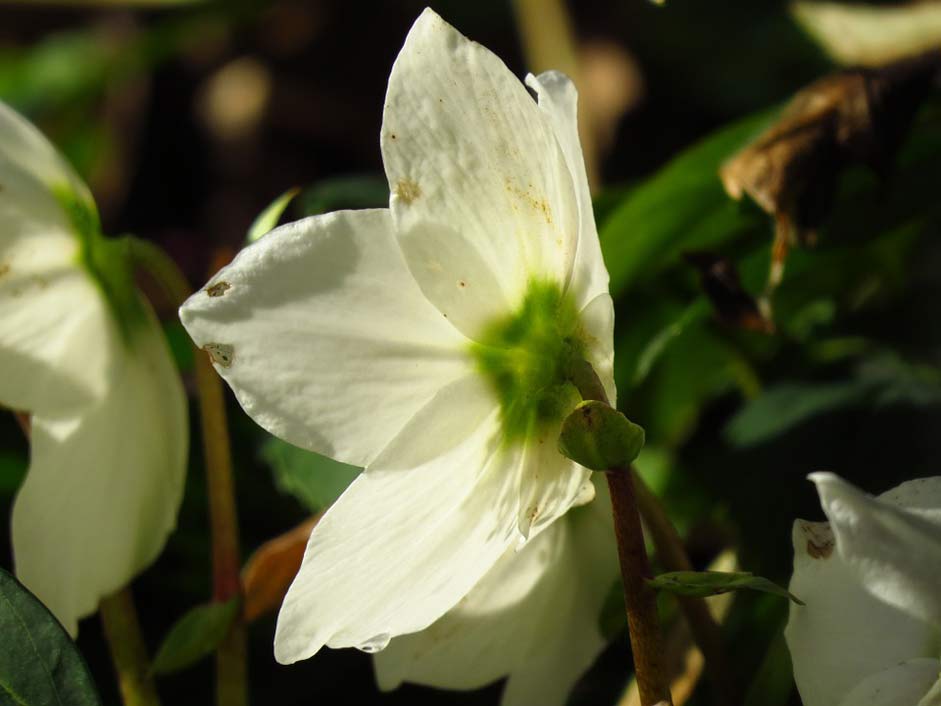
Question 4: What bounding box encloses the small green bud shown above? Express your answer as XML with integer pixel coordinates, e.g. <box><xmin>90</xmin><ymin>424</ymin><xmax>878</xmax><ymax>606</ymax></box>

<box><xmin>558</xmin><ymin>400</ymin><xmax>645</xmax><ymax>471</ymax></box>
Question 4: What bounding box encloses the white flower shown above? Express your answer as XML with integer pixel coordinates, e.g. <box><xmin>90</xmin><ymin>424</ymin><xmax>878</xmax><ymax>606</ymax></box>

<box><xmin>374</xmin><ymin>478</ymin><xmax>617</xmax><ymax>706</ymax></box>
<box><xmin>179</xmin><ymin>8</ymin><xmax>615</xmax><ymax>663</ymax></box>
<box><xmin>0</xmin><ymin>102</ymin><xmax>188</xmax><ymax>635</ymax></box>
<box><xmin>785</xmin><ymin>472</ymin><xmax>941</xmax><ymax>706</ymax></box>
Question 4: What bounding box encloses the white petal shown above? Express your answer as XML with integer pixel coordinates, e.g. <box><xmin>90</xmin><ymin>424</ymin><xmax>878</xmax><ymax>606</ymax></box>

<box><xmin>579</xmin><ymin>292</ymin><xmax>617</xmax><ymax>405</ymax></box>
<box><xmin>811</xmin><ymin>472</ymin><xmax>941</xmax><ymax>625</ymax></box>
<box><xmin>836</xmin><ymin>659</ymin><xmax>941</xmax><ymax>706</ymax></box>
<box><xmin>179</xmin><ymin>209</ymin><xmax>472</xmax><ymax>468</ymax></box>
<box><xmin>380</xmin><ymin>9</ymin><xmax>579</xmax><ymax>338</ymax></box>
<box><xmin>374</xmin><ymin>478</ymin><xmax>617</xmax><ymax>706</ymax></box>
<box><xmin>0</xmin><ymin>101</ymin><xmax>96</xmax><ymax>230</ymax></box>
<box><xmin>374</xmin><ymin>514</ymin><xmax>566</xmax><ymax>692</ymax></box>
<box><xmin>0</xmin><ymin>103</ymin><xmax>112</xmax><ymax>413</ymax></box>
<box><xmin>273</xmin><ymin>375</ymin><xmax>518</xmax><ymax>663</ymax></box>
<box><xmin>878</xmin><ymin>476</ymin><xmax>941</xmax><ymax>512</ymax></box>
<box><xmin>517</xmin><ymin>421</ymin><xmax>592</xmax><ymax>540</ymax></box>
<box><xmin>0</xmin><ymin>247</ymin><xmax>112</xmax><ymax>413</ymax></box>
<box><xmin>11</xmin><ymin>304</ymin><xmax>187</xmax><ymax>635</ymax></box>
<box><xmin>525</xmin><ymin>71</ymin><xmax>610</xmax><ymax>311</ymax></box>
<box><xmin>785</xmin><ymin>519</ymin><xmax>937</xmax><ymax>706</ymax></box>
<box><xmin>501</xmin><ymin>482</ymin><xmax>617</xmax><ymax>706</ymax></box>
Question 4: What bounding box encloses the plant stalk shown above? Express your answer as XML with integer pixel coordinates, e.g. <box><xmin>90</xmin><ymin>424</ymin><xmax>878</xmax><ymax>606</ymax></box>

<box><xmin>127</xmin><ymin>237</ymin><xmax>248</xmax><ymax>706</ymax></box>
<box><xmin>568</xmin><ymin>363</ymin><xmax>672</xmax><ymax>705</ymax></box>
<box><xmin>632</xmin><ymin>472</ymin><xmax>737</xmax><ymax>705</ymax></box>
<box><xmin>99</xmin><ymin>589</ymin><xmax>162</xmax><ymax>706</ymax></box>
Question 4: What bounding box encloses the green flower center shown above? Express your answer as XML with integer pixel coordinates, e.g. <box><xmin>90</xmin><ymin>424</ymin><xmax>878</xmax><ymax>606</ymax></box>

<box><xmin>471</xmin><ymin>279</ymin><xmax>587</xmax><ymax>442</ymax></box>
<box><xmin>55</xmin><ymin>185</ymin><xmax>146</xmax><ymax>343</ymax></box>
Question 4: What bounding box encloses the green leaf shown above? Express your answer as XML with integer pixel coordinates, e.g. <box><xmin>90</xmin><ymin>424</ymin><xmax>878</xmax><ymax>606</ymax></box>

<box><xmin>297</xmin><ymin>174</ymin><xmax>389</xmax><ymax>216</ymax></box>
<box><xmin>558</xmin><ymin>401</ymin><xmax>645</xmax><ymax>471</ymax></box>
<box><xmin>151</xmin><ymin>598</ymin><xmax>240</xmax><ymax>675</ymax></box>
<box><xmin>0</xmin><ymin>568</ymin><xmax>102</xmax><ymax>706</ymax></box>
<box><xmin>725</xmin><ymin>380</ymin><xmax>869</xmax><ymax>448</ymax></box>
<box><xmin>647</xmin><ymin>570</ymin><xmax>803</xmax><ymax>604</ymax></box>
<box><xmin>599</xmin><ymin>109</ymin><xmax>775</xmax><ymax>296</ymax></box>
<box><xmin>246</xmin><ymin>188</ymin><xmax>300</xmax><ymax>242</ymax></box>
<box><xmin>726</xmin><ymin>352</ymin><xmax>941</xmax><ymax>447</ymax></box>
<box><xmin>261</xmin><ymin>437</ymin><xmax>361</xmax><ymax>514</ymax></box>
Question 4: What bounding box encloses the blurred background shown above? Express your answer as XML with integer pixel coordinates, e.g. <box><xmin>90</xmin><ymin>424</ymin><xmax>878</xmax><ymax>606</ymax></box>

<box><xmin>1</xmin><ymin>1</ymin><xmax>939</xmax><ymax>705</ymax></box>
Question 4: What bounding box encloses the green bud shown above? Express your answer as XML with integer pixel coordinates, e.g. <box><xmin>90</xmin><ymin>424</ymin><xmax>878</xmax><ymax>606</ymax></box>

<box><xmin>558</xmin><ymin>400</ymin><xmax>645</xmax><ymax>471</ymax></box>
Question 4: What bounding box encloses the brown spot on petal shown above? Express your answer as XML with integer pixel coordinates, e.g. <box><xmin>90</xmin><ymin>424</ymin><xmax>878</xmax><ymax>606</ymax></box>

<box><xmin>207</xmin><ymin>280</ymin><xmax>231</xmax><ymax>297</ymax></box>
<box><xmin>204</xmin><ymin>343</ymin><xmax>235</xmax><ymax>368</ymax></box>
<box><xmin>800</xmin><ymin>520</ymin><xmax>835</xmax><ymax>559</ymax></box>
<box><xmin>395</xmin><ymin>178</ymin><xmax>421</xmax><ymax>205</ymax></box>
<box><xmin>0</xmin><ymin>262</ymin><xmax>9</xmax><ymax>279</ymax></box>
<box><xmin>457</xmin><ymin>279</ymin><xmax>467</xmax><ymax>289</ymax></box>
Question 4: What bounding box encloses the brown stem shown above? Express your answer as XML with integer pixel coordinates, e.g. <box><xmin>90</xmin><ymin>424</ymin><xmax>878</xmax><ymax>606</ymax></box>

<box><xmin>127</xmin><ymin>238</ymin><xmax>247</xmax><ymax>706</ymax></box>
<box><xmin>607</xmin><ymin>468</ymin><xmax>674</xmax><ymax>706</ymax></box>
<box><xmin>566</xmin><ymin>365</ymin><xmax>671</xmax><ymax>705</ymax></box>
<box><xmin>632</xmin><ymin>472</ymin><xmax>737</xmax><ymax>705</ymax></box>
<box><xmin>99</xmin><ymin>589</ymin><xmax>162</xmax><ymax>706</ymax></box>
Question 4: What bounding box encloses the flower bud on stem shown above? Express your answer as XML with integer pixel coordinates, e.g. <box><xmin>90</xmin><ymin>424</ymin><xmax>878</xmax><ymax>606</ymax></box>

<box><xmin>127</xmin><ymin>238</ymin><xmax>248</xmax><ymax>706</ymax></box>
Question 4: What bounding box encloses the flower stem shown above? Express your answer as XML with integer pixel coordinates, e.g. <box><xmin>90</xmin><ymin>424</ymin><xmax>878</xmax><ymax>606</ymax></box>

<box><xmin>568</xmin><ymin>363</ymin><xmax>672</xmax><ymax>705</ymax></box>
<box><xmin>606</xmin><ymin>467</ymin><xmax>674</xmax><ymax>706</ymax></box>
<box><xmin>126</xmin><ymin>237</ymin><xmax>248</xmax><ymax>706</ymax></box>
<box><xmin>632</xmin><ymin>472</ymin><xmax>737</xmax><ymax>705</ymax></box>
<box><xmin>99</xmin><ymin>589</ymin><xmax>162</xmax><ymax>706</ymax></box>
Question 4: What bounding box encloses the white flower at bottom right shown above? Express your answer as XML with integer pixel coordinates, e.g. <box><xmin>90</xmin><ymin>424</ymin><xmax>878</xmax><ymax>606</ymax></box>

<box><xmin>785</xmin><ymin>472</ymin><xmax>941</xmax><ymax>706</ymax></box>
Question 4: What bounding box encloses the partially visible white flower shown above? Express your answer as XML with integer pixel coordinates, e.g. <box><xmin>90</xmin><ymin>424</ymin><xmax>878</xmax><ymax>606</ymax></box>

<box><xmin>374</xmin><ymin>478</ymin><xmax>617</xmax><ymax>706</ymax></box>
<box><xmin>0</xmin><ymin>102</ymin><xmax>187</xmax><ymax>635</ymax></box>
<box><xmin>180</xmin><ymin>9</ymin><xmax>615</xmax><ymax>663</ymax></box>
<box><xmin>785</xmin><ymin>472</ymin><xmax>941</xmax><ymax>706</ymax></box>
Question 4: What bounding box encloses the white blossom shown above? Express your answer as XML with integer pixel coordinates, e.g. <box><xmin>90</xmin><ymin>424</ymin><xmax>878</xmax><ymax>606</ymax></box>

<box><xmin>179</xmin><ymin>8</ymin><xmax>615</xmax><ymax>663</ymax></box>
<box><xmin>374</xmin><ymin>478</ymin><xmax>617</xmax><ymax>706</ymax></box>
<box><xmin>785</xmin><ymin>472</ymin><xmax>941</xmax><ymax>706</ymax></box>
<box><xmin>0</xmin><ymin>102</ymin><xmax>188</xmax><ymax>635</ymax></box>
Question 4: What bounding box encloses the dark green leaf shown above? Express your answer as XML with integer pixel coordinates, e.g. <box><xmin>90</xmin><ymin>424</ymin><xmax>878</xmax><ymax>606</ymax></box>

<box><xmin>599</xmin><ymin>110</ymin><xmax>775</xmax><ymax>296</ymax></box>
<box><xmin>297</xmin><ymin>175</ymin><xmax>388</xmax><ymax>216</ymax></box>
<box><xmin>0</xmin><ymin>451</ymin><xmax>27</xmax><ymax>497</ymax></box>
<box><xmin>725</xmin><ymin>380</ymin><xmax>869</xmax><ymax>448</ymax></box>
<box><xmin>151</xmin><ymin>598</ymin><xmax>240</xmax><ymax>675</ymax></box>
<box><xmin>0</xmin><ymin>568</ymin><xmax>102</xmax><ymax>706</ymax></box>
<box><xmin>261</xmin><ymin>437</ymin><xmax>361</xmax><ymax>514</ymax></box>
<box><xmin>647</xmin><ymin>570</ymin><xmax>803</xmax><ymax>604</ymax></box>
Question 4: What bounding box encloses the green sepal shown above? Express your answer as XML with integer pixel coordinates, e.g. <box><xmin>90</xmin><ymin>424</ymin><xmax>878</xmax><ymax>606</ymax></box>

<box><xmin>558</xmin><ymin>400</ymin><xmax>645</xmax><ymax>471</ymax></box>
<box><xmin>647</xmin><ymin>570</ymin><xmax>804</xmax><ymax>605</ymax></box>
<box><xmin>55</xmin><ymin>185</ymin><xmax>147</xmax><ymax>342</ymax></box>
<box><xmin>151</xmin><ymin>597</ymin><xmax>240</xmax><ymax>675</ymax></box>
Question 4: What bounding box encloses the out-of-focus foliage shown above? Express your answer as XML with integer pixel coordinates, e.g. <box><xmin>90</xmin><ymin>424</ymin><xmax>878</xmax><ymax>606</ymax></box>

<box><xmin>152</xmin><ymin>597</ymin><xmax>240</xmax><ymax>675</ymax></box>
<box><xmin>261</xmin><ymin>437</ymin><xmax>361</xmax><ymax>515</ymax></box>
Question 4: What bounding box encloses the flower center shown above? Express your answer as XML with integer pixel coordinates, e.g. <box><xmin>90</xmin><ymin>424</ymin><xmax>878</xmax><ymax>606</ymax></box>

<box><xmin>471</xmin><ymin>279</ymin><xmax>587</xmax><ymax>442</ymax></box>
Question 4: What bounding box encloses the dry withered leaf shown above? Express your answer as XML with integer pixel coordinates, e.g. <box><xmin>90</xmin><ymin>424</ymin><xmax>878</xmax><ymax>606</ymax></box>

<box><xmin>684</xmin><ymin>251</ymin><xmax>774</xmax><ymax>334</ymax></box>
<box><xmin>241</xmin><ymin>514</ymin><xmax>320</xmax><ymax>623</ymax></box>
<box><xmin>721</xmin><ymin>50</ymin><xmax>941</xmax><ymax>289</ymax></box>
